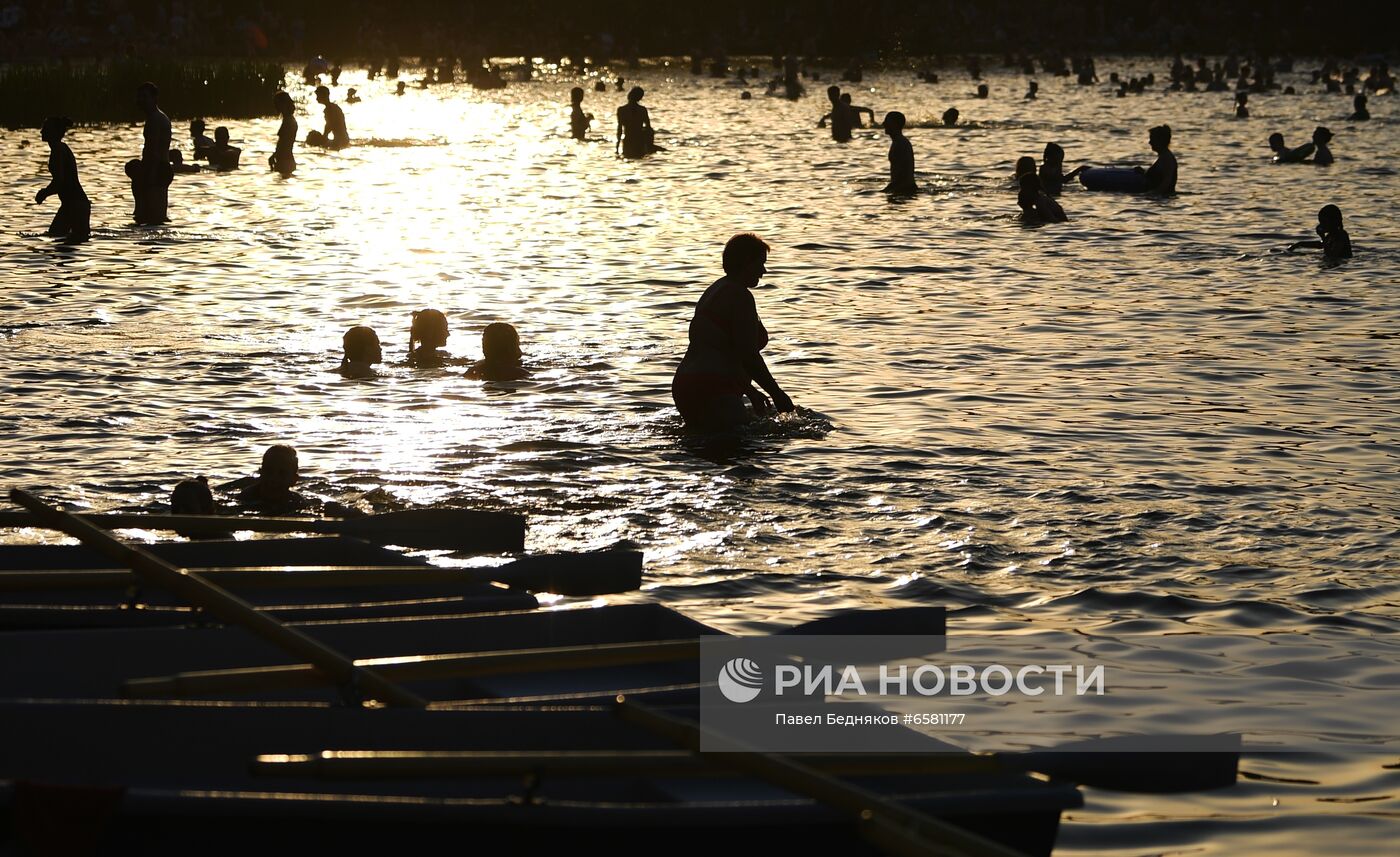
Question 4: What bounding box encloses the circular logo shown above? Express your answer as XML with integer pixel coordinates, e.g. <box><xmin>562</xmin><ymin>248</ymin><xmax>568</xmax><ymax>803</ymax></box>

<box><xmin>718</xmin><ymin>657</ymin><xmax>764</xmax><ymax>703</ymax></box>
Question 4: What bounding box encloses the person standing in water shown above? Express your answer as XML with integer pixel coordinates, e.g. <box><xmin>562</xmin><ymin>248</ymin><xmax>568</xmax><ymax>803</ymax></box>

<box><xmin>616</xmin><ymin>86</ymin><xmax>655</xmax><ymax>158</ymax></box>
<box><xmin>1289</xmin><ymin>204</ymin><xmax>1352</xmax><ymax>259</ymax></box>
<box><xmin>1311</xmin><ymin>126</ymin><xmax>1334</xmax><ymax>165</ymax></box>
<box><xmin>270</xmin><ymin>91</ymin><xmax>297</xmax><ymax>175</ymax></box>
<box><xmin>882</xmin><ymin>111</ymin><xmax>916</xmax><ymax>195</ymax></box>
<box><xmin>1350</xmin><ymin>94</ymin><xmax>1369</xmax><ymax>120</ymax></box>
<box><xmin>35</xmin><ymin>117</ymin><xmax>90</xmax><ymax>243</ymax></box>
<box><xmin>1143</xmin><ymin>124</ymin><xmax>1177</xmax><ymax>194</ymax></box>
<box><xmin>135</xmin><ymin>82</ymin><xmax>173</xmax><ymax>224</ymax></box>
<box><xmin>821</xmin><ymin>85</ymin><xmax>852</xmax><ymax>142</ymax></box>
<box><xmin>569</xmin><ymin>87</ymin><xmax>593</xmax><ymax>140</ymax></box>
<box><xmin>307</xmin><ymin>85</ymin><xmax>349</xmax><ymax>149</ymax></box>
<box><xmin>672</xmin><ymin>233</ymin><xmax>795</xmax><ymax>431</ymax></box>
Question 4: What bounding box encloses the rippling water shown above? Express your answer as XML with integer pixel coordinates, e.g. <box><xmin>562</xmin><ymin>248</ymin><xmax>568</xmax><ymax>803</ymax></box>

<box><xmin>2</xmin><ymin>59</ymin><xmax>1397</xmax><ymax>853</ymax></box>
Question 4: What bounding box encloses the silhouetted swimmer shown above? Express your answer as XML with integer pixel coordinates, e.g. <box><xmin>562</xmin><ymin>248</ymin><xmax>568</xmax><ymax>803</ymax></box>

<box><xmin>135</xmin><ymin>82</ymin><xmax>173</xmax><ymax>225</ymax></box>
<box><xmin>1350</xmin><ymin>94</ymin><xmax>1369</xmax><ymax>120</ymax></box>
<box><xmin>170</xmin><ymin>476</ymin><xmax>215</xmax><ymax>514</ymax></box>
<box><xmin>1038</xmin><ymin>142</ymin><xmax>1085</xmax><ymax>194</ymax></box>
<box><xmin>465</xmin><ymin>323</ymin><xmax>530</xmax><ymax>381</ymax></box>
<box><xmin>1014</xmin><ymin>156</ymin><xmax>1036</xmax><ymax>183</ymax></box>
<box><xmin>35</xmin><ymin>117</ymin><xmax>90</xmax><ymax>243</ymax></box>
<box><xmin>1311</xmin><ymin>126</ymin><xmax>1334</xmax><ymax>165</ymax></box>
<box><xmin>1018</xmin><ymin>173</ymin><xmax>1067</xmax><ymax>223</ymax></box>
<box><xmin>189</xmin><ymin>118</ymin><xmax>214</xmax><ymax>159</ymax></box>
<box><xmin>1235</xmin><ymin>92</ymin><xmax>1249</xmax><ymax>118</ymax></box>
<box><xmin>270</xmin><ymin>91</ymin><xmax>297</xmax><ymax>175</ymax></box>
<box><xmin>1289</xmin><ymin>204</ymin><xmax>1352</xmax><ymax>259</ymax></box>
<box><xmin>306</xmin><ymin>85</ymin><xmax>349</xmax><ymax>149</ymax></box>
<box><xmin>1269</xmin><ymin>131</ymin><xmax>1310</xmax><ymax>163</ymax></box>
<box><xmin>942</xmin><ymin>107</ymin><xmax>960</xmax><ymax>127</ymax></box>
<box><xmin>615</xmin><ymin>77</ymin><xmax>625</xmax><ymax>91</ymax></box>
<box><xmin>672</xmin><ymin>233</ymin><xmax>794</xmax><ymax>431</ymax></box>
<box><xmin>169</xmin><ymin>475</ymin><xmax>221</xmax><ymax>538</ymax></box>
<box><xmin>210</xmin><ymin>127</ymin><xmax>241</xmax><ymax>170</ymax></box>
<box><xmin>395</xmin><ymin>81</ymin><xmax>406</xmax><ymax>96</ymax></box>
<box><xmin>883</xmin><ymin>111</ymin><xmax>916</xmax><ymax>195</ymax></box>
<box><xmin>408</xmin><ymin>309</ymin><xmax>450</xmax><ymax>366</ymax></box>
<box><xmin>339</xmin><ymin>326</ymin><xmax>382</xmax><ymax>378</ymax></box>
<box><xmin>168</xmin><ymin>150</ymin><xmax>200</xmax><ymax>174</ymax></box>
<box><xmin>975</xmin><ymin>84</ymin><xmax>989</xmax><ymax>98</ymax></box>
<box><xmin>1025</xmin><ymin>80</ymin><xmax>1038</xmax><ymax>100</ymax></box>
<box><xmin>740</xmin><ymin>90</ymin><xmax>752</xmax><ymax>100</ymax></box>
<box><xmin>821</xmin><ymin>85</ymin><xmax>852</xmax><ymax>142</ymax></box>
<box><xmin>570</xmin><ymin>86</ymin><xmax>593</xmax><ymax>140</ymax></box>
<box><xmin>1143</xmin><ymin>124</ymin><xmax>1177</xmax><ymax>194</ymax></box>
<box><xmin>594</xmin><ymin>79</ymin><xmax>607</xmax><ymax>92</ymax></box>
<box><xmin>222</xmin><ymin>445</ymin><xmax>307</xmax><ymax>514</ymax></box>
<box><xmin>616</xmin><ymin>86</ymin><xmax>657</xmax><ymax>158</ymax></box>
<box><xmin>345</xmin><ymin>87</ymin><xmax>361</xmax><ymax>104</ymax></box>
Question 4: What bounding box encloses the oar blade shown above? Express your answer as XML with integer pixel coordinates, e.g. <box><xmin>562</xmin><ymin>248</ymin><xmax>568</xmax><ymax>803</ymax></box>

<box><xmin>1014</xmin><ymin>733</ymin><xmax>1241</xmax><ymax>793</ymax></box>
<box><xmin>340</xmin><ymin>509</ymin><xmax>525</xmax><ymax>552</ymax></box>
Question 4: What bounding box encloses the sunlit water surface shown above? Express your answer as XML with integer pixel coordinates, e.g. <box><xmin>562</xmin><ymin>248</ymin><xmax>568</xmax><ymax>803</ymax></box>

<box><xmin>1</xmin><ymin>59</ymin><xmax>1397</xmax><ymax>854</ymax></box>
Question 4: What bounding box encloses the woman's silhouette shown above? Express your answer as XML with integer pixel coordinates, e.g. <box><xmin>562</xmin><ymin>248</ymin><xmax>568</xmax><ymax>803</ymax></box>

<box><xmin>616</xmin><ymin>86</ymin><xmax>656</xmax><ymax>158</ymax></box>
<box><xmin>270</xmin><ymin>91</ymin><xmax>298</xmax><ymax>176</ymax></box>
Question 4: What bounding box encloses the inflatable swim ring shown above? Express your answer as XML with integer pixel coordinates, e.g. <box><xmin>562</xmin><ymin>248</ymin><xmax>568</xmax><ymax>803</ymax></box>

<box><xmin>1078</xmin><ymin>168</ymin><xmax>1148</xmax><ymax>192</ymax></box>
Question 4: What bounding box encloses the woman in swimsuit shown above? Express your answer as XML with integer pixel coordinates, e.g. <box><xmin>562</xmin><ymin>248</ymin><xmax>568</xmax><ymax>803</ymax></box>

<box><xmin>671</xmin><ymin>233</ymin><xmax>795</xmax><ymax>431</ymax></box>
<box><xmin>270</xmin><ymin>91</ymin><xmax>297</xmax><ymax>176</ymax></box>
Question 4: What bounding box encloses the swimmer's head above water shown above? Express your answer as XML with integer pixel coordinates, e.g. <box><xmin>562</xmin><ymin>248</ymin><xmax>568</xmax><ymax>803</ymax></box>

<box><xmin>627</xmin><ymin>86</ymin><xmax>645</xmax><ymax>103</ymax></box>
<box><xmin>883</xmin><ymin>111</ymin><xmax>906</xmax><ymax>135</ymax></box>
<box><xmin>258</xmin><ymin>444</ymin><xmax>300</xmax><ymax>491</ymax></box>
<box><xmin>1043</xmin><ymin>141</ymin><xmax>1064</xmax><ymax>166</ymax></box>
<box><xmin>1149</xmin><ymin>124</ymin><xmax>1172</xmax><ymax>152</ymax></box>
<box><xmin>341</xmin><ymin>325</ymin><xmax>382</xmax><ymax>371</ymax></box>
<box><xmin>942</xmin><ymin>107</ymin><xmax>959</xmax><ymax>127</ymax></box>
<box><xmin>170</xmin><ymin>476</ymin><xmax>215</xmax><ymax>514</ymax></box>
<box><xmin>481</xmin><ymin>322</ymin><xmax>522</xmax><ymax>364</ymax></box>
<box><xmin>1015</xmin><ymin>155</ymin><xmax>1036</xmax><ymax>178</ymax></box>
<box><xmin>409</xmin><ymin>308</ymin><xmax>449</xmax><ymax>357</ymax></box>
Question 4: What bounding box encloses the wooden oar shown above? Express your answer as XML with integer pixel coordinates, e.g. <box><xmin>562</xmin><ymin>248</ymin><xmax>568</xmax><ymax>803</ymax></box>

<box><xmin>124</xmin><ymin>638</ymin><xmax>698</xmax><ymax>698</ymax></box>
<box><xmin>0</xmin><ymin>550</ymin><xmax>642</xmax><ymax>596</ymax></box>
<box><xmin>9</xmin><ymin>488</ymin><xmax>426</xmax><ymax>709</ymax></box>
<box><xmin>249</xmin><ymin>735</ymin><xmax>1238</xmax><ymax>793</ymax></box>
<box><xmin>616</xmin><ymin>698</ymin><xmax>1022</xmax><ymax>857</ymax></box>
<box><xmin>122</xmin><ymin>609</ymin><xmax>943</xmax><ymax>700</ymax></box>
<box><xmin>0</xmin><ymin>508</ymin><xmax>526</xmax><ymax>552</ymax></box>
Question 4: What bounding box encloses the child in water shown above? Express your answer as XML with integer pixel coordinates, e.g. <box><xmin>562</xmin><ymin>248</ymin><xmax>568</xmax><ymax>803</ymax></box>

<box><xmin>1038</xmin><ymin>142</ymin><xmax>1087</xmax><ymax>195</ymax></box>
<box><xmin>1017</xmin><ymin>173</ymin><xmax>1067</xmax><ymax>223</ymax></box>
<box><xmin>465</xmin><ymin>323</ymin><xmax>530</xmax><ymax>381</ymax></box>
<box><xmin>407</xmin><ymin>308</ymin><xmax>449</xmax><ymax>366</ymax></box>
<box><xmin>170</xmin><ymin>476</ymin><xmax>215</xmax><ymax>514</ymax></box>
<box><xmin>209</xmin><ymin>127</ymin><xmax>241</xmax><ymax>171</ymax></box>
<box><xmin>1234</xmin><ymin>92</ymin><xmax>1249</xmax><ymax>118</ymax></box>
<box><xmin>1289</xmin><ymin>204</ymin><xmax>1352</xmax><ymax>259</ymax></box>
<box><xmin>570</xmin><ymin>87</ymin><xmax>593</xmax><ymax>140</ymax></box>
<box><xmin>882</xmin><ymin>111</ymin><xmax>916</xmax><ymax>195</ymax></box>
<box><xmin>35</xmin><ymin>116</ymin><xmax>90</xmax><ymax>243</ymax></box>
<box><xmin>168</xmin><ymin>150</ymin><xmax>200</xmax><ymax>174</ymax></box>
<box><xmin>1014</xmin><ymin>155</ymin><xmax>1037</xmax><ymax>185</ymax></box>
<box><xmin>1311</xmin><ymin>126</ymin><xmax>1334</xmax><ymax>165</ymax></box>
<box><xmin>339</xmin><ymin>326</ymin><xmax>382</xmax><ymax>378</ymax></box>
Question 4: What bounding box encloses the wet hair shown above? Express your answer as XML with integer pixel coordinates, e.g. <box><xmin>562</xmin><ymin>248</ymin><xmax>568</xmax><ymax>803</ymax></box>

<box><xmin>215</xmin><ymin>126</ymin><xmax>230</xmax><ymax>144</ymax></box>
<box><xmin>722</xmin><ymin>232</ymin><xmax>771</xmax><ymax>276</ymax></box>
<box><xmin>571</xmin><ymin>86</ymin><xmax>584</xmax><ymax>102</ymax></box>
<box><xmin>341</xmin><ymin>325</ymin><xmax>381</xmax><ymax>365</ymax></box>
<box><xmin>628</xmin><ymin>86</ymin><xmax>644</xmax><ymax>102</ymax></box>
<box><xmin>315</xmin><ymin>85</ymin><xmax>330</xmax><ymax>99</ymax></box>
<box><xmin>170</xmin><ymin>476</ymin><xmax>214</xmax><ymax>514</ymax></box>
<box><xmin>137</xmin><ymin>81</ymin><xmax>159</xmax><ymax>99</ymax></box>
<box><xmin>1149</xmin><ymin>124</ymin><xmax>1172</xmax><ymax>147</ymax></box>
<box><xmin>883</xmin><ymin>111</ymin><xmax>906</xmax><ymax>132</ymax></box>
<box><xmin>1318</xmin><ymin>204</ymin><xmax>1343</xmax><ymax>230</ymax></box>
<box><xmin>481</xmin><ymin>322</ymin><xmax>522</xmax><ymax>362</ymax></box>
<box><xmin>124</xmin><ymin>158</ymin><xmax>142</xmax><ymax>180</ymax></box>
<box><xmin>41</xmin><ymin>116</ymin><xmax>71</xmax><ymax>138</ymax></box>
<box><xmin>1043</xmin><ymin>141</ymin><xmax>1064</xmax><ymax>163</ymax></box>
<box><xmin>942</xmin><ymin>107</ymin><xmax>960</xmax><ymax>126</ymax></box>
<box><xmin>1015</xmin><ymin>156</ymin><xmax>1036</xmax><ymax>177</ymax></box>
<box><xmin>409</xmin><ymin>308</ymin><xmax>449</xmax><ymax>355</ymax></box>
<box><xmin>259</xmin><ymin>445</ymin><xmax>300</xmax><ymax>486</ymax></box>
<box><xmin>273</xmin><ymin>91</ymin><xmax>294</xmax><ymax>113</ymax></box>
<box><xmin>1312</xmin><ymin>125</ymin><xmax>1333</xmax><ymax>143</ymax></box>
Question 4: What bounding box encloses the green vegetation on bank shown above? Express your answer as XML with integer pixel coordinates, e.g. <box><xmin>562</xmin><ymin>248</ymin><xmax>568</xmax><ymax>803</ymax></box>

<box><xmin>0</xmin><ymin>60</ymin><xmax>286</xmax><ymax>128</ymax></box>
